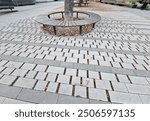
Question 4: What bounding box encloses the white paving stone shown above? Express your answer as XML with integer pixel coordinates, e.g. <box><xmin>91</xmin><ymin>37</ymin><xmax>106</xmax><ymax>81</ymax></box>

<box><xmin>101</xmin><ymin>72</ymin><xmax>117</xmax><ymax>82</ymax></box>
<box><xmin>47</xmin><ymin>82</ymin><xmax>58</xmax><ymax>93</ymax></box>
<box><xmin>0</xmin><ymin>66</ymin><xmax>5</xmax><ymax>72</ymax></box>
<box><xmin>44</xmin><ymin>55</ymin><xmax>55</xmax><ymax>60</ymax></box>
<box><xmin>35</xmin><ymin>72</ymin><xmax>47</xmax><ymax>80</ymax></box>
<box><xmin>95</xmin><ymin>80</ymin><xmax>112</xmax><ymax>90</ymax></box>
<box><xmin>66</xmin><ymin>68</ymin><xmax>77</xmax><ymax>76</ymax></box>
<box><xmin>78</xmin><ymin>69</ymin><xmax>87</xmax><ymax>78</ymax></box>
<box><xmin>1</xmin><ymin>67</ymin><xmax>15</xmax><ymax>75</ymax></box>
<box><xmin>89</xmin><ymin>71</ymin><xmax>100</xmax><ymax>79</ymax></box>
<box><xmin>66</xmin><ymin>57</ymin><xmax>77</xmax><ymax>63</ymax></box>
<box><xmin>5</xmin><ymin>61</ymin><xmax>23</xmax><ymax>68</ymax></box>
<box><xmin>89</xmin><ymin>88</ymin><xmax>107</xmax><ymax>101</ymax></box>
<box><xmin>0</xmin><ymin>60</ymin><xmax>8</xmax><ymax>66</ymax></box>
<box><xmin>25</xmin><ymin>70</ymin><xmax>37</xmax><ymax>79</ymax></box>
<box><xmin>11</xmin><ymin>69</ymin><xmax>28</xmax><ymax>77</ymax></box>
<box><xmin>21</xmin><ymin>63</ymin><xmax>36</xmax><ymax>70</ymax></box>
<box><xmin>82</xmin><ymin>78</ymin><xmax>94</xmax><ymax>88</ymax></box>
<box><xmin>57</xmin><ymin>75</ymin><xmax>70</xmax><ymax>84</ymax></box>
<box><xmin>34</xmin><ymin>65</ymin><xmax>47</xmax><ymax>72</ymax></box>
<box><xmin>74</xmin><ymin>86</ymin><xmax>86</xmax><ymax>98</ymax></box>
<box><xmin>112</xmin><ymin>82</ymin><xmax>128</xmax><ymax>92</ymax></box>
<box><xmin>71</xmin><ymin>76</ymin><xmax>81</xmax><ymax>85</ymax></box>
<box><xmin>46</xmin><ymin>73</ymin><xmax>57</xmax><ymax>82</ymax></box>
<box><xmin>59</xmin><ymin>84</ymin><xmax>72</xmax><ymax>96</ymax></box>
<box><xmin>34</xmin><ymin>80</ymin><xmax>48</xmax><ymax>91</ymax></box>
<box><xmin>47</xmin><ymin>66</ymin><xmax>64</xmax><ymax>74</ymax></box>
<box><xmin>121</xmin><ymin>63</ymin><xmax>135</xmax><ymax>69</ymax></box>
<box><xmin>117</xmin><ymin>74</ymin><xmax>130</xmax><ymax>83</ymax></box>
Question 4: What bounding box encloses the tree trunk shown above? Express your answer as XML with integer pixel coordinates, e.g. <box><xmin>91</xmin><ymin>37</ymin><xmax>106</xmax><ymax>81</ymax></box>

<box><xmin>141</xmin><ymin>3</ymin><xmax>148</xmax><ymax>9</ymax></box>
<box><xmin>64</xmin><ymin>0</ymin><xmax>74</xmax><ymax>20</ymax></box>
<box><xmin>79</xmin><ymin>0</ymin><xmax>83</xmax><ymax>6</ymax></box>
<box><xmin>141</xmin><ymin>0</ymin><xmax>149</xmax><ymax>9</ymax></box>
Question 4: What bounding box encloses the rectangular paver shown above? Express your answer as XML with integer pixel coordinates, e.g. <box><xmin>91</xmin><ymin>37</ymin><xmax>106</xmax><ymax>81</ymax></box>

<box><xmin>109</xmin><ymin>91</ymin><xmax>142</xmax><ymax>104</ymax></box>
<box><xmin>89</xmin><ymin>88</ymin><xmax>107</xmax><ymax>101</ymax></box>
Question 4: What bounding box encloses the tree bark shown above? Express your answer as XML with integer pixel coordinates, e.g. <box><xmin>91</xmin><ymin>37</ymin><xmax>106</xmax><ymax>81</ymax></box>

<box><xmin>64</xmin><ymin>0</ymin><xmax>74</xmax><ymax>20</ymax></box>
<box><xmin>141</xmin><ymin>0</ymin><xmax>150</xmax><ymax>9</ymax></box>
<box><xmin>79</xmin><ymin>0</ymin><xmax>83</xmax><ymax>7</ymax></box>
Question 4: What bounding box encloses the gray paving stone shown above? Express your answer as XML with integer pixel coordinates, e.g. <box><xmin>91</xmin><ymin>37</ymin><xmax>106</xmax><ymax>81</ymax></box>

<box><xmin>110</xmin><ymin>67</ymin><xmax>136</xmax><ymax>76</ymax></box>
<box><xmin>16</xmin><ymin>57</ymin><xmax>35</xmax><ymax>63</ymax></box>
<box><xmin>146</xmin><ymin>78</ymin><xmax>150</xmax><ymax>84</ymax></box>
<box><xmin>0</xmin><ymin>84</ymin><xmax>22</xmax><ymax>98</ymax></box>
<box><xmin>139</xmin><ymin>95</ymin><xmax>150</xmax><ymax>104</ymax></box>
<box><xmin>126</xmin><ymin>83</ymin><xmax>150</xmax><ymax>95</ymax></box>
<box><xmin>17</xmin><ymin>88</ymin><xmax>58</xmax><ymax>104</ymax></box>
<box><xmin>109</xmin><ymin>91</ymin><xmax>142</xmax><ymax>104</ymax></box>
<box><xmin>94</xmin><ymin>66</ymin><xmax>111</xmax><ymax>73</ymax></box>
<box><xmin>57</xmin><ymin>95</ymin><xmax>89</xmax><ymax>104</ymax></box>
<box><xmin>60</xmin><ymin>62</ymin><xmax>74</xmax><ymax>68</ymax></box>
<box><xmin>0</xmin><ymin>55</ymin><xmax>16</xmax><ymax>61</ymax></box>
<box><xmin>0</xmin><ymin>75</ymin><xmax>17</xmax><ymax>85</ymax></box>
<box><xmin>0</xmin><ymin>4</ymin><xmax>150</xmax><ymax>104</ymax></box>
<box><xmin>73</xmin><ymin>63</ymin><xmax>95</xmax><ymax>71</ymax></box>
<box><xmin>34</xmin><ymin>59</ymin><xmax>60</xmax><ymax>67</ymax></box>
<box><xmin>2</xmin><ymin>98</ymin><xmax>29</xmax><ymax>104</ymax></box>
<box><xmin>89</xmin><ymin>99</ymin><xmax>111</xmax><ymax>104</ymax></box>
<box><xmin>133</xmin><ymin>70</ymin><xmax>150</xmax><ymax>77</ymax></box>
<box><xmin>14</xmin><ymin>77</ymin><xmax>37</xmax><ymax>89</ymax></box>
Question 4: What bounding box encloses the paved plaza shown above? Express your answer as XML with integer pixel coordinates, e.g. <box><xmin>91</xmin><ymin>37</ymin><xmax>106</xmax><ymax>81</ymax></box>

<box><xmin>0</xmin><ymin>1</ymin><xmax>150</xmax><ymax>104</ymax></box>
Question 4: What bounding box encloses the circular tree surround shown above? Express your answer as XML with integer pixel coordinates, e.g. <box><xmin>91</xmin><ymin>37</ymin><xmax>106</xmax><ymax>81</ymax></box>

<box><xmin>34</xmin><ymin>11</ymin><xmax>101</xmax><ymax>36</ymax></box>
